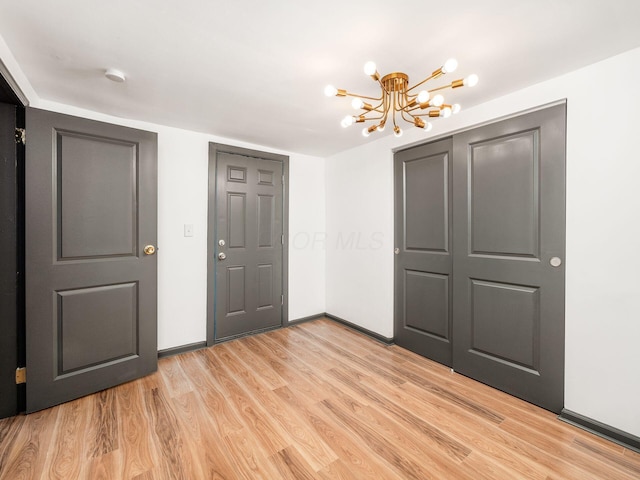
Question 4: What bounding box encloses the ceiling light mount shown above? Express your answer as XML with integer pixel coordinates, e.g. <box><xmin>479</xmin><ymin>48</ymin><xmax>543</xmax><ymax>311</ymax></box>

<box><xmin>325</xmin><ymin>59</ymin><xmax>478</xmax><ymax>137</ymax></box>
<box><xmin>105</xmin><ymin>68</ymin><xmax>126</xmax><ymax>83</ymax></box>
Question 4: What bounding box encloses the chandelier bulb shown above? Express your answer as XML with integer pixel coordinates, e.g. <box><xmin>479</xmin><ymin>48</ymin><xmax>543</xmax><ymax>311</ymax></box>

<box><xmin>452</xmin><ymin>104</ymin><xmax>461</xmax><ymax>114</ymax></box>
<box><xmin>351</xmin><ymin>98</ymin><xmax>365</xmax><ymax>110</ymax></box>
<box><xmin>425</xmin><ymin>122</ymin><xmax>433</xmax><ymax>132</ymax></box>
<box><xmin>440</xmin><ymin>107</ymin><xmax>452</xmax><ymax>118</ymax></box>
<box><xmin>442</xmin><ymin>58</ymin><xmax>458</xmax><ymax>74</ymax></box>
<box><xmin>362</xmin><ymin>127</ymin><xmax>370</xmax><ymax>137</ymax></box>
<box><xmin>377</xmin><ymin>123</ymin><xmax>386</xmax><ymax>132</ymax></box>
<box><xmin>341</xmin><ymin>115</ymin><xmax>355</xmax><ymax>128</ymax></box>
<box><xmin>432</xmin><ymin>94</ymin><xmax>444</xmax><ymax>107</ymax></box>
<box><xmin>417</xmin><ymin>90</ymin><xmax>430</xmax><ymax>104</ymax></box>
<box><xmin>464</xmin><ymin>74</ymin><xmax>479</xmax><ymax>87</ymax></box>
<box><xmin>324</xmin><ymin>85</ymin><xmax>338</xmax><ymax>97</ymax></box>
<box><xmin>363</xmin><ymin>61</ymin><xmax>377</xmax><ymax>76</ymax></box>
<box><xmin>393</xmin><ymin>126</ymin><xmax>403</xmax><ymax>138</ymax></box>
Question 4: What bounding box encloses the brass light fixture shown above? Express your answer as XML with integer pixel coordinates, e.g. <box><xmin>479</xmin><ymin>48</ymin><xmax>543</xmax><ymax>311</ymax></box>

<box><xmin>325</xmin><ymin>59</ymin><xmax>478</xmax><ymax>138</ymax></box>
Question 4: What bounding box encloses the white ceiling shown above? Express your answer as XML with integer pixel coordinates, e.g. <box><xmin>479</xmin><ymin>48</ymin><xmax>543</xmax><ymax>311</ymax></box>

<box><xmin>1</xmin><ymin>0</ymin><xmax>640</xmax><ymax>157</ymax></box>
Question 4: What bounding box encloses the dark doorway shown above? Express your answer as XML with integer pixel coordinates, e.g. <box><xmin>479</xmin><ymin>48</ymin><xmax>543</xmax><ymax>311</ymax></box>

<box><xmin>0</xmin><ymin>67</ymin><xmax>25</xmax><ymax>419</ymax></box>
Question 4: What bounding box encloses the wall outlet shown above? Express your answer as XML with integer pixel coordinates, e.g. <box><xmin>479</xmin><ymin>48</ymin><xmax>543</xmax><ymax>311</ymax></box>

<box><xmin>184</xmin><ymin>224</ymin><xmax>194</xmax><ymax>237</ymax></box>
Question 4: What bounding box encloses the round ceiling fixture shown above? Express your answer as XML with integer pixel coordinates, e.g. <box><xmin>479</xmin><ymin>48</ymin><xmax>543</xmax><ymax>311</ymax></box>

<box><xmin>105</xmin><ymin>68</ymin><xmax>126</xmax><ymax>83</ymax></box>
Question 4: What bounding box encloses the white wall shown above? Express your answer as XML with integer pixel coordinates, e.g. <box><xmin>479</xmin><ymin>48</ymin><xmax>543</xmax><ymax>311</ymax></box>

<box><xmin>289</xmin><ymin>154</ymin><xmax>326</xmax><ymax>319</ymax></box>
<box><xmin>0</xmin><ymin>32</ymin><xmax>326</xmax><ymax>352</ymax></box>
<box><xmin>31</xmin><ymin>99</ymin><xmax>327</xmax><ymax>350</ymax></box>
<box><xmin>325</xmin><ymin>46</ymin><xmax>640</xmax><ymax>437</ymax></box>
<box><xmin>30</xmin><ymin>99</ymin><xmax>327</xmax><ymax>349</ymax></box>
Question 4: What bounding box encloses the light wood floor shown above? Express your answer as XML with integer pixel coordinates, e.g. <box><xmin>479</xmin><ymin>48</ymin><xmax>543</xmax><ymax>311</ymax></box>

<box><xmin>1</xmin><ymin>319</ymin><xmax>639</xmax><ymax>480</ymax></box>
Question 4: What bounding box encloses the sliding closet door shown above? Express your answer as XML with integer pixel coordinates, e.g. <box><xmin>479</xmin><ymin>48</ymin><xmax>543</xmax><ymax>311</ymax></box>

<box><xmin>394</xmin><ymin>138</ymin><xmax>453</xmax><ymax>366</ymax></box>
<box><xmin>452</xmin><ymin>103</ymin><xmax>566</xmax><ymax>412</ymax></box>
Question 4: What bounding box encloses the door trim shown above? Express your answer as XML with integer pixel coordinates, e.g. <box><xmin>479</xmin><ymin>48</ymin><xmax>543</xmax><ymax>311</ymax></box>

<box><xmin>393</xmin><ymin>99</ymin><xmax>567</xmax><ymax>155</ymax></box>
<box><xmin>206</xmin><ymin>143</ymin><xmax>289</xmax><ymax>346</ymax></box>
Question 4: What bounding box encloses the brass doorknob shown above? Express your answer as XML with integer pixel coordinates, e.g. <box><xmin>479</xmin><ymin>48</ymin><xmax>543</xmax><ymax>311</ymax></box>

<box><xmin>143</xmin><ymin>245</ymin><xmax>156</xmax><ymax>255</ymax></box>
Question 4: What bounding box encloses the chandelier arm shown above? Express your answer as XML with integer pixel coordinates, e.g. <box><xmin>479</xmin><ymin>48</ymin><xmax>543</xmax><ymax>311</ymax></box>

<box><xmin>400</xmin><ymin>109</ymin><xmax>417</xmax><ymax>122</ymax></box>
<box><xmin>344</xmin><ymin>91</ymin><xmax>383</xmax><ymax>101</ymax></box>
<box><xmin>406</xmin><ymin>73</ymin><xmax>437</xmax><ymax>93</ymax></box>
<box><xmin>359</xmin><ymin>112</ymin><xmax>388</xmax><ymax>122</ymax></box>
<box><xmin>428</xmin><ymin>82</ymin><xmax>457</xmax><ymax>94</ymax></box>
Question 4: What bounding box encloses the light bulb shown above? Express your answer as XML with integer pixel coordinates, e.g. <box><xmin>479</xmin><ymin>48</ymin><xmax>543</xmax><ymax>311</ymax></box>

<box><xmin>417</xmin><ymin>90</ymin><xmax>430</xmax><ymax>104</ymax></box>
<box><xmin>442</xmin><ymin>58</ymin><xmax>458</xmax><ymax>74</ymax></box>
<box><xmin>424</xmin><ymin>122</ymin><xmax>433</xmax><ymax>132</ymax></box>
<box><xmin>440</xmin><ymin>107</ymin><xmax>452</xmax><ymax>118</ymax></box>
<box><xmin>393</xmin><ymin>126</ymin><xmax>403</xmax><ymax>138</ymax></box>
<box><xmin>363</xmin><ymin>61</ymin><xmax>377</xmax><ymax>76</ymax></box>
<box><xmin>362</xmin><ymin>127</ymin><xmax>370</xmax><ymax>137</ymax></box>
<box><xmin>324</xmin><ymin>85</ymin><xmax>338</xmax><ymax>97</ymax></box>
<box><xmin>452</xmin><ymin>103</ymin><xmax>461</xmax><ymax>114</ymax></box>
<box><xmin>341</xmin><ymin>115</ymin><xmax>354</xmax><ymax>128</ymax></box>
<box><xmin>351</xmin><ymin>98</ymin><xmax>364</xmax><ymax>110</ymax></box>
<box><xmin>464</xmin><ymin>74</ymin><xmax>479</xmax><ymax>87</ymax></box>
<box><xmin>377</xmin><ymin>123</ymin><xmax>386</xmax><ymax>132</ymax></box>
<box><xmin>432</xmin><ymin>94</ymin><xmax>444</xmax><ymax>107</ymax></box>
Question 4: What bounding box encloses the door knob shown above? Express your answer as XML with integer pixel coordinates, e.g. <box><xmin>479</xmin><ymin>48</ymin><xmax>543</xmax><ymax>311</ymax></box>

<box><xmin>549</xmin><ymin>256</ymin><xmax>562</xmax><ymax>267</ymax></box>
<box><xmin>218</xmin><ymin>252</ymin><xmax>227</xmax><ymax>261</ymax></box>
<box><xmin>143</xmin><ymin>245</ymin><xmax>156</xmax><ymax>255</ymax></box>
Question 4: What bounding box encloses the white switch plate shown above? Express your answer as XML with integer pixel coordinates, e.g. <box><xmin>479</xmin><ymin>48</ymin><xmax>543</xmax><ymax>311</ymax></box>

<box><xmin>184</xmin><ymin>224</ymin><xmax>194</xmax><ymax>237</ymax></box>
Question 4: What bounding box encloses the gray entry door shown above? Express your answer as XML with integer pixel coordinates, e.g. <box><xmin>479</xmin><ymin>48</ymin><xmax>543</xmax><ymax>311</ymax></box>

<box><xmin>452</xmin><ymin>103</ymin><xmax>566</xmax><ymax>412</ymax></box>
<box><xmin>208</xmin><ymin>144</ymin><xmax>286</xmax><ymax>342</ymax></box>
<box><xmin>25</xmin><ymin>108</ymin><xmax>158</xmax><ymax>413</ymax></box>
<box><xmin>394</xmin><ymin>137</ymin><xmax>454</xmax><ymax>366</ymax></box>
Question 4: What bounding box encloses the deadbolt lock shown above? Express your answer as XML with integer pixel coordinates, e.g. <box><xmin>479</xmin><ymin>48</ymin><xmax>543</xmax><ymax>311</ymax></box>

<box><xmin>143</xmin><ymin>245</ymin><xmax>156</xmax><ymax>255</ymax></box>
<box><xmin>218</xmin><ymin>252</ymin><xmax>227</xmax><ymax>261</ymax></box>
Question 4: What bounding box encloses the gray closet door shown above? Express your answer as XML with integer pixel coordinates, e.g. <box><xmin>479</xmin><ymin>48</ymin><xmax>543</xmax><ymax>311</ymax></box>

<box><xmin>452</xmin><ymin>103</ymin><xmax>566</xmax><ymax>412</ymax></box>
<box><xmin>394</xmin><ymin>137</ymin><xmax>454</xmax><ymax>366</ymax></box>
<box><xmin>25</xmin><ymin>108</ymin><xmax>158</xmax><ymax>413</ymax></box>
<box><xmin>210</xmin><ymin>145</ymin><xmax>285</xmax><ymax>341</ymax></box>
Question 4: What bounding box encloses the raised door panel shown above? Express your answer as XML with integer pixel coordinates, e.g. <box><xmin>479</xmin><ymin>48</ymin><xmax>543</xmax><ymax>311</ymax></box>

<box><xmin>57</xmin><ymin>132</ymin><xmax>137</xmax><ymax>259</ymax></box>
<box><xmin>405</xmin><ymin>152</ymin><xmax>449</xmax><ymax>252</ymax></box>
<box><xmin>404</xmin><ymin>271</ymin><xmax>449</xmax><ymax>340</ymax></box>
<box><xmin>470</xmin><ymin>130</ymin><xmax>539</xmax><ymax>258</ymax></box>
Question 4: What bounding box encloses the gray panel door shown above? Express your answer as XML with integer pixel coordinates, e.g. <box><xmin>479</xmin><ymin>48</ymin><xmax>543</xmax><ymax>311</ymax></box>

<box><xmin>25</xmin><ymin>108</ymin><xmax>158</xmax><ymax>413</ymax></box>
<box><xmin>394</xmin><ymin>138</ymin><xmax>453</xmax><ymax>366</ymax></box>
<box><xmin>452</xmin><ymin>103</ymin><xmax>566</xmax><ymax>412</ymax></box>
<box><xmin>208</xmin><ymin>144</ymin><xmax>286</xmax><ymax>342</ymax></box>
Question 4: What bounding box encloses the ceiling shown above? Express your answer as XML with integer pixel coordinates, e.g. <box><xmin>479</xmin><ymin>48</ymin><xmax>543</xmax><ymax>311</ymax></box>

<box><xmin>1</xmin><ymin>0</ymin><xmax>640</xmax><ymax>157</ymax></box>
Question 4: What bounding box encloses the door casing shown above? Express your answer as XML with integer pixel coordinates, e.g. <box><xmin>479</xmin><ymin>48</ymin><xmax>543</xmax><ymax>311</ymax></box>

<box><xmin>206</xmin><ymin>143</ymin><xmax>289</xmax><ymax>345</ymax></box>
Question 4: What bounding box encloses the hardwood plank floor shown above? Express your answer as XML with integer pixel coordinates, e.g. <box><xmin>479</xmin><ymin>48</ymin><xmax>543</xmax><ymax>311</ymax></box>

<box><xmin>1</xmin><ymin>318</ymin><xmax>639</xmax><ymax>479</ymax></box>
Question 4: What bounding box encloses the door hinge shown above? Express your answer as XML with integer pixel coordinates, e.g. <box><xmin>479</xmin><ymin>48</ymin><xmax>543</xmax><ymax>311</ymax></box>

<box><xmin>282</xmin><ymin>174</ymin><xmax>285</xmax><ymax>186</ymax></box>
<box><xmin>281</xmin><ymin>234</ymin><xmax>284</xmax><ymax>245</ymax></box>
<box><xmin>15</xmin><ymin>367</ymin><xmax>26</xmax><ymax>384</ymax></box>
<box><xmin>15</xmin><ymin>128</ymin><xmax>25</xmax><ymax>145</ymax></box>
<box><xmin>281</xmin><ymin>294</ymin><xmax>284</xmax><ymax>305</ymax></box>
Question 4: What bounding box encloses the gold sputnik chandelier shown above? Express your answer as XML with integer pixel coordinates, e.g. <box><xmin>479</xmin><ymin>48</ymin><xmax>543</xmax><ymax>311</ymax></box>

<box><xmin>325</xmin><ymin>59</ymin><xmax>478</xmax><ymax>137</ymax></box>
